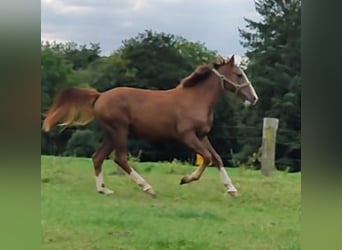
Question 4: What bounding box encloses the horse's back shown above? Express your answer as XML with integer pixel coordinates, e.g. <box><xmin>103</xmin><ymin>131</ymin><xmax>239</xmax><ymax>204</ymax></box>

<box><xmin>94</xmin><ymin>87</ymin><xmax>180</xmax><ymax>137</ymax></box>
<box><xmin>96</xmin><ymin>87</ymin><xmax>177</xmax><ymax>112</ymax></box>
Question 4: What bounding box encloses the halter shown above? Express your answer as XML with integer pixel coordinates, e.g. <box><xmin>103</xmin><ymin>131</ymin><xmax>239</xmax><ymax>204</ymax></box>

<box><xmin>211</xmin><ymin>68</ymin><xmax>251</xmax><ymax>95</ymax></box>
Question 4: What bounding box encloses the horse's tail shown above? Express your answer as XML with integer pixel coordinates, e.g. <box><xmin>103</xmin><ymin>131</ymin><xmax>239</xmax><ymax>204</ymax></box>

<box><xmin>42</xmin><ymin>87</ymin><xmax>101</xmax><ymax>132</ymax></box>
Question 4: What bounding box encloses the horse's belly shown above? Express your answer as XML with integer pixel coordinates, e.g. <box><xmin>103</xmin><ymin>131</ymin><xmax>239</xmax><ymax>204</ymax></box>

<box><xmin>130</xmin><ymin>118</ymin><xmax>176</xmax><ymax>140</ymax></box>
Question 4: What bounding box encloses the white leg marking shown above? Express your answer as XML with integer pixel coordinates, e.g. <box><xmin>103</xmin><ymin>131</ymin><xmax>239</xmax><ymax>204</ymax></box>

<box><xmin>189</xmin><ymin>168</ymin><xmax>202</xmax><ymax>181</ymax></box>
<box><xmin>95</xmin><ymin>171</ymin><xmax>104</xmax><ymax>190</ymax></box>
<box><xmin>130</xmin><ymin>169</ymin><xmax>155</xmax><ymax>195</ymax></box>
<box><xmin>219</xmin><ymin>167</ymin><xmax>238</xmax><ymax>194</ymax></box>
<box><xmin>95</xmin><ymin>171</ymin><xmax>114</xmax><ymax>195</ymax></box>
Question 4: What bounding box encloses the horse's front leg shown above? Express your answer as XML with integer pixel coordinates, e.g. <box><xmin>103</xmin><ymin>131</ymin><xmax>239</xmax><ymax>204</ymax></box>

<box><xmin>180</xmin><ymin>133</ymin><xmax>212</xmax><ymax>184</ymax></box>
<box><xmin>202</xmin><ymin>137</ymin><xmax>238</xmax><ymax>197</ymax></box>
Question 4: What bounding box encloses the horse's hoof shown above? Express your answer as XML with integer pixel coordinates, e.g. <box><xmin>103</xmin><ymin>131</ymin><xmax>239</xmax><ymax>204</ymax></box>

<box><xmin>180</xmin><ymin>177</ymin><xmax>187</xmax><ymax>185</ymax></box>
<box><xmin>98</xmin><ymin>188</ymin><xmax>114</xmax><ymax>195</ymax></box>
<box><xmin>227</xmin><ymin>190</ymin><xmax>238</xmax><ymax>197</ymax></box>
<box><xmin>144</xmin><ymin>187</ymin><xmax>156</xmax><ymax>197</ymax></box>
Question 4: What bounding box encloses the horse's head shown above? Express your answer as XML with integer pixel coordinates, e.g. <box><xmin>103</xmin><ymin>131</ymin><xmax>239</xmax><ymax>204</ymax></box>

<box><xmin>213</xmin><ymin>55</ymin><xmax>258</xmax><ymax>106</ymax></box>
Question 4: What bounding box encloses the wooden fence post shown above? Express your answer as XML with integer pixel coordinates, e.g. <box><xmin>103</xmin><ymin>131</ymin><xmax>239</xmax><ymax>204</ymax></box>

<box><xmin>261</xmin><ymin>117</ymin><xmax>279</xmax><ymax>176</ymax></box>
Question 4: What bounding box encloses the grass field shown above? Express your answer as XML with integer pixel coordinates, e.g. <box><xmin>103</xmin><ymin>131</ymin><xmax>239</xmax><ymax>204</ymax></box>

<box><xmin>41</xmin><ymin>155</ymin><xmax>301</xmax><ymax>250</ymax></box>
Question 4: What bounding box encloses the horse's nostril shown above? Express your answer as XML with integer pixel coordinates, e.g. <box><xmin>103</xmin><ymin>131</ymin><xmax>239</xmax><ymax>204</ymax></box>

<box><xmin>253</xmin><ymin>96</ymin><xmax>258</xmax><ymax>104</ymax></box>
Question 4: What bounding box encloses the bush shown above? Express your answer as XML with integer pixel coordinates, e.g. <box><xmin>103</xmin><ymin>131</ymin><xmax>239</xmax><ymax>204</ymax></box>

<box><xmin>64</xmin><ymin>129</ymin><xmax>100</xmax><ymax>157</ymax></box>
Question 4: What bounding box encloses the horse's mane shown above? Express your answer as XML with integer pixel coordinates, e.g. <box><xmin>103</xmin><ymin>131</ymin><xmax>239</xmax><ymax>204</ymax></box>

<box><xmin>178</xmin><ymin>55</ymin><xmax>229</xmax><ymax>88</ymax></box>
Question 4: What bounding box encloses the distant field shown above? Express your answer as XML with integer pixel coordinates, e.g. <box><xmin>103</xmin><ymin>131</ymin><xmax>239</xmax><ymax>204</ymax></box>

<box><xmin>41</xmin><ymin>155</ymin><xmax>301</xmax><ymax>250</ymax></box>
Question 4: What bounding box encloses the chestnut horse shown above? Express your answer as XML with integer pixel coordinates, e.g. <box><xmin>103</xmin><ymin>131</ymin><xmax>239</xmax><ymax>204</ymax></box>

<box><xmin>42</xmin><ymin>55</ymin><xmax>258</xmax><ymax>197</ymax></box>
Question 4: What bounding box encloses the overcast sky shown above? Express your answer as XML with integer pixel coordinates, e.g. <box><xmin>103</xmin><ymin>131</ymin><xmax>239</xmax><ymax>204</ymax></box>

<box><xmin>41</xmin><ymin>0</ymin><xmax>260</xmax><ymax>57</ymax></box>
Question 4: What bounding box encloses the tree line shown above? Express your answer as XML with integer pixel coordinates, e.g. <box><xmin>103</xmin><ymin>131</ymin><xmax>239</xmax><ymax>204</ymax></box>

<box><xmin>41</xmin><ymin>0</ymin><xmax>301</xmax><ymax>172</ymax></box>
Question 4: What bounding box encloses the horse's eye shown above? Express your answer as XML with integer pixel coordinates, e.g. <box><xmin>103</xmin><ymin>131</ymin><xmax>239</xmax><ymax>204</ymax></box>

<box><xmin>237</xmin><ymin>74</ymin><xmax>243</xmax><ymax>78</ymax></box>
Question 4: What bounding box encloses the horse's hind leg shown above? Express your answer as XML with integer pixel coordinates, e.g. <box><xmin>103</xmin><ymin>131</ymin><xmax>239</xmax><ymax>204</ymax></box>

<box><xmin>112</xmin><ymin>129</ymin><xmax>156</xmax><ymax>196</ymax></box>
<box><xmin>202</xmin><ymin>137</ymin><xmax>238</xmax><ymax>197</ymax></box>
<box><xmin>115</xmin><ymin>150</ymin><xmax>156</xmax><ymax>196</ymax></box>
<box><xmin>92</xmin><ymin>136</ymin><xmax>114</xmax><ymax>195</ymax></box>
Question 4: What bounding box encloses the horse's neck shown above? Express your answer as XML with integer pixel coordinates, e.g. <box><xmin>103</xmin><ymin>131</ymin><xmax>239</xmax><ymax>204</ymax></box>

<box><xmin>193</xmin><ymin>74</ymin><xmax>223</xmax><ymax>110</ymax></box>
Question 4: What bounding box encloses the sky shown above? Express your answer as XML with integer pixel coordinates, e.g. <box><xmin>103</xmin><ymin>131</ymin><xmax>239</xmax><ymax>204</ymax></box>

<box><xmin>41</xmin><ymin>0</ymin><xmax>260</xmax><ymax>57</ymax></box>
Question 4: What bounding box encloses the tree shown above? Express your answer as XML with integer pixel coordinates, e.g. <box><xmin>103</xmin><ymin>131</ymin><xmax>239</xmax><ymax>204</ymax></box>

<box><xmin>41</xmin><ymin>44</ymin><xmax>73</xmax><ymax>109</ymax></box>
<box><xmin>86</xmin><ymin>54</ymin><xmax>138</xmax><ymax>92</ymax></box>
<box><xmin>118</xmin><ymin>30</ymin><xmax>216</xmax><ymax>89</ymax></box>
<box><xmin>238</xmin><ymin>0</ymin><xmax>301</xmax><ymax>171</ymax></box>
<box><xmin>41</xmin><ymin>41</ymin><xmax>101</xmax><ymax>70</ymax></box>
<box><xmin>41</xmin><ymin>42</ymin><xmax>97</xmax><ymax>155</ymax></box>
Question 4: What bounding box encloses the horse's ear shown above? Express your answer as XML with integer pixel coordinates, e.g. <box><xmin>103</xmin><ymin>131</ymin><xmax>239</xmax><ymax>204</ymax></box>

<box><xmin>214</xmin><ymin>55</ymin><xmax>225</xmax><ymax>65</ymax></box>
<box><xmin>229</xmin><ymin>55</ymin><xmax>235</xmax><ymax>66</ymax></box>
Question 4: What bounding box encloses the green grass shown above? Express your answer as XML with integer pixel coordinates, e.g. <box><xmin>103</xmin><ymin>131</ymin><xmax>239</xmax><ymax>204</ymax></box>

<box><xmin>41</xmin><ymin>155</ymin><xmax>301</xmax><ymax>250</ymax></box>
